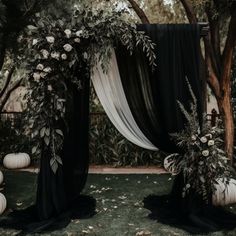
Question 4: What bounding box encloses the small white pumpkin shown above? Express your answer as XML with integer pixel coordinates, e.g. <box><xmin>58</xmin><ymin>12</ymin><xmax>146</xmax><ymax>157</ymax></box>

<box><xmin>3</xmin><ymin>153</ymin><xmax>30</xmax><ymax>169</ymax></box>
<box><xmin>0</xmin><ymin>193</ymin><xmax>7</xmax><ymax>215</ymax></box>
<box><xmin>0</xmin><ymin>171</ymin><xmax>3</xmax><ymax>185</ymax></box>
<box><xmin>213</xmin><ymin>178</ymin><xmax>236</xmax><ymax>206</ymax></box>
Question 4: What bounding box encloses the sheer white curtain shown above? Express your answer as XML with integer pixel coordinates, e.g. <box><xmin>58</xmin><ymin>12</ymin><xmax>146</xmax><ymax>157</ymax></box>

<box><xmin>91</xmin><ymin>49</ymin><xmax>158</xmax><ymax>151</ymax></box>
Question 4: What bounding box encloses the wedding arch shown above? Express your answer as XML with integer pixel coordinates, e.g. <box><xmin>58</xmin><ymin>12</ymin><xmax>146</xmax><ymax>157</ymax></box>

<box><xmin>1</xmin><ymin>3</ymin><xmax>236</xmax><ymax>235</ymax></box>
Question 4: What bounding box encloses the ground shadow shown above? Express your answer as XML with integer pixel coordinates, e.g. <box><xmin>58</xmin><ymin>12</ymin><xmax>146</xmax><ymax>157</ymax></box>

<box><xmin>0</xmin><ymin>195</ymin><xmax>96</xmax><ymax>236</ymax></box>
<box><xmin>143</xmin><ymin>194</ymin><xmax>236</xmax><ymax>235</ymax></box>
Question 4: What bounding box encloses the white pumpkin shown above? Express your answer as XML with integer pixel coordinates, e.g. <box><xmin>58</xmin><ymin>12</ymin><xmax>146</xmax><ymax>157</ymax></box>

<box><xmin>213</xmin><ymin>178</ymin><xmax>236</xmax><ymax>206</ymax></box>
<box><xmin>0</xmin><ymin>171</ymin><xmax>3</xmax><ymax>185</ymax></box>
<box><xmin>3</xmin><ymin>153</ymin><xmax>30</xmax><ymax>169</ymax></box>
<box><xmin>0</xmin><ymin>193</ymin><xmax>7</xmax><ymax>215</ymax></box>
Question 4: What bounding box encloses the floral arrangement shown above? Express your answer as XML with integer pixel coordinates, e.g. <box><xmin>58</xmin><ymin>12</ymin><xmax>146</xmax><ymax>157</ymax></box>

<box><xmin>165</xmin><ymin>81</ymin><xmax>232</xmax><ymax>202</ymax></box>
<box><xmin>21</xmin><ymin>3</ymin><xmax>156</xmax><ymax>173</ymax></box>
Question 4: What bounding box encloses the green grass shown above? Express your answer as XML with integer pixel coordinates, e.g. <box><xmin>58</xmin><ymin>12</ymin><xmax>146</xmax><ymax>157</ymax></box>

<box><xmin>1</xmin><ymin>171</ymin><xmax>236</xmax><ymax>236</ymax></box>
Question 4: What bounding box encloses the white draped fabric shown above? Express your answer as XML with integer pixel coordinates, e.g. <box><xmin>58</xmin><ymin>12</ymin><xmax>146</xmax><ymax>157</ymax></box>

<box><xmin>91</xmin><ymin>49</ymin><xmax>158</xmax><ymax>151</ymax></box>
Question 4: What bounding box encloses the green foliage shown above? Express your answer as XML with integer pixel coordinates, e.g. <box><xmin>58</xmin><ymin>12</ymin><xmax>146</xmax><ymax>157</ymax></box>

<box><xmin>89</xmin><ymin>114</ymin><xmax>164</xmax><ymax>167</ymax></box>
<box><xmin>0</xmin><ymin>2</ymin><xmax>6</xmax><ymax>29</ymax></box>
<box><xmin>0</xmin><ymin>115</ymin><xmax>31</xmax><ymax>162</ymax></box>
<box><xmin>23</xmin><ymin>3</ymin><xmax>156</xmax><ymax>173</ymax></box>
<box><xmin>167</xmin><ymin>81</ymin><xmax>233</xmax><ymax>202</ymax></box>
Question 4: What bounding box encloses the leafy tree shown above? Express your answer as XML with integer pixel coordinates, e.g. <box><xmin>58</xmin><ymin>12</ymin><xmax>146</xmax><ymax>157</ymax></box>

<box><xmin>0</xmin><ymin>0</ymin><xmax>56</xmax><ymax>112</ymax></box>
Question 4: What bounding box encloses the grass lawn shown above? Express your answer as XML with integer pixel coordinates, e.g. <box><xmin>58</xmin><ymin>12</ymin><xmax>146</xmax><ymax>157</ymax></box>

<box><xmin>0</xmin><ymin>171</ymin><xmax>236</xmax><ymax>236</ymax></box>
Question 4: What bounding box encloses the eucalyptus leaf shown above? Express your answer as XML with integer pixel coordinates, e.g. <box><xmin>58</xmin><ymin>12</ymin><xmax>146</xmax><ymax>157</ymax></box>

<box><xmin>32</xmin><ymin>146</ymin><xmax>37</xmax><ymax>154</ymax></box>
<box><xmin>40</xmin><ymin>127</ymin><xmax>46</xmax><ymax>138</ymax></box>
<box><xmin>50</xmin><ymin>158</ymin><xmax>58</xmax><ymax>174</ymax></box>
<box><xmin>55</xmin><ymin>129</ymin><xmax>63</xmax><ymax>137</ymax></box>
<box><xmin>44</xmin><ymin>136</ymin><xmax>50</xmax><ymax>146</ymax></box>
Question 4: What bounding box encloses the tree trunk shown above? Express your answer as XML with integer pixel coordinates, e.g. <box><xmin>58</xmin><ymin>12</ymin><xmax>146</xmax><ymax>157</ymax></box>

<box><xmin>218</xmin><ymin>94</ymin><xmax>234</xmax><ymax>164</ymax></box>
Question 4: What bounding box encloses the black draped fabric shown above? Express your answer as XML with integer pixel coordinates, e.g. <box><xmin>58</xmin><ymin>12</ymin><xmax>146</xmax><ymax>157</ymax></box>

<box><xmin>0</xmin><ymin>67</ymin><xmax>96</xmax><ymax>234</ymax></box>
<box><xmin>116</xmin><ymin>24</ymin><xmax>203</xmax><ymax>153</ymax></box>
<box><xmin>37</xmin><ymin>69</ymin><xmax>92</xmax><ymax>220</ymax></box>
<box><xmin>116</xmin><ymin>24</ymin><xmax>236</xmax><ymax>233</ymax></box>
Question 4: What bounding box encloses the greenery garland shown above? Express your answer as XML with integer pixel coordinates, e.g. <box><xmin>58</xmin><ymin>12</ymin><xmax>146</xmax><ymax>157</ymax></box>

<box><xmin>22</xmin><ymin>4</ymin><xmax>156</xmax><ymax>173</ymax></box>
<box><xmin>165</xmin><ymin>80</ymin><xmax>232</xmax><ymax>202</ymax></box>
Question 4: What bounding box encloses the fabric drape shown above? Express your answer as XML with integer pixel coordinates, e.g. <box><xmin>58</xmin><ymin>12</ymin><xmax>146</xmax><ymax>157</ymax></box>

<box><xmin>36</xmin><ymin>65</ymin><xmax>91</xmax><ymax>220</ymax></box>
<box><xmin>116</xmin><ymin>24</ymin><xmax>203</xmax><ymax>153</ymax></box>
<box><xmin>91</xmin><ymin>50</ymin><xmax>157</xmax><ymax>151</ymax></box>
<box><xmin>0</xmin><ymin>64</ymin><xmax>95</xmax><ymax>234</ymax></box>
<box><xmin>115</xmin><ymin>24</ymin><xmax>236</xmax><ymax>234</ymax></box>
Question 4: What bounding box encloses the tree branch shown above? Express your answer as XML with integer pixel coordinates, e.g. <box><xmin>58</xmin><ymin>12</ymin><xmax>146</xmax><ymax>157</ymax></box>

<box><xmin>0</xmin><ymin>77</ymin><xmax>23</xmax><ymax>112</ymax></box>
<box><xmin>205</xmin><ymin>5</ymin><xmax>221</xmax><ymax>76</ymax></box>
<box><xmin>204</xmin><ymin>35</ymin><xmax>221</xmax><ymax>99</ymax></box>
<box><xmin>126</xmin><ymin>0</ymin><xmax>150</xmax><ymax>24</ymax></box>
<box><xmin>179</xmin><ymin>0</ymin><xmax>197</xmax><ymax>23</ymax></box>
<box><xmin>0</xmin><ymin>66</ymin><xmax>15</xmax><ymax>98</ymax></box>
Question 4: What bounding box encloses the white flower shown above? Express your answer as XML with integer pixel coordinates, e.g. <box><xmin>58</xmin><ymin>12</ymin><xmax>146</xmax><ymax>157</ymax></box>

<box><xmin>46</xmin><ymin>36</ymin><xmax>55</xmax><ymax>44</ymax></box>
<box><xmin>43</xmin><ymin>67</ymin><xmax>52</xmax><ymax>73</ymax></box>
<box><xmin>47</xmin><ymin>85</ymin><xmax>53</xmax><ymax>91</ymax></box>
<box><xmin>200</xmin><ymin>136</ymin><xmax>207</xmax><ymax>143</ymax></box>
<box><xmin>61</xmin><ymin>53</ymin><xmax>67</xmax><ymax>60</ymax></box>
<box><xmin>33</xmin><ymin>72</ymin><xmax>41</xmax><ymax>82</ymax></box>
<box><xmin>186</xmin><ymin>184</ymin><xmax>191</xmax><ymax>189</ymax></box>
<box><xmin>206</xmin><ymin>133</ymin><xmax>213</xmax><ymax>139</ymax></box>
<box><xmin>191</xmin><ymin>135</ymin><xmax>197</xmax><ymax>141</ymax></box>
<box><xmin>40</xmin><ymin>72</ymin><xmax>47</xmax><ymax>78</ymax></box>
<box><xmin>51</xmin><ymin>51</ymin><xmax>60</xmax><ymax>60</ymax></box>
<box><xmin>208</xmin><ymin>140</ymin><xmax>215</xmax><ymax>146</ymax></box>
<box><xmin>83</xmin><ymin>52</ymin><xmax>88</xmax><ymax>59</ymax></box>
<box><xmin>74</xmin><ymin>38</ymin><xmax>81</xmax><ymax>43</ymax></box>
<box><xmin>202</xmin><ymin>150</ymin><xmax>209</xmax><ymax>157</ymax></box>
<box><xmin>64</xmin><ymin>29</ymin><xmax>72</xmax><ymax>38</ymax></box>
<box><xmin>36</xmin><ymin>64</ymin><xmax>44</xmax><ymax>70</ymax></box>
<box><xmin>4</xmin><ymin>70</ymin><xmax>9</xmax><ymax>77</ymax></box>
<box><xmin>32</xmin><ymin>39</ymin><xmax>38</xmax><ymax>46</ymax></box>
<box><xmin>41</xmin><ymin>49</ymin><xmax>49</xmax><ymax>59</ymax></box>
<box><xmin>75</xmin><ymin>30</ymin><xmax>83</xmax><ymax>37</ymax></box>
<box><xmin>63</xmin><ymin>44</ymin><xmax>73</xmax><ymax>52</ymax></box>
<box><xmin>17</xmin><ymin>35</ymin><xmax>23</xmax><ymax>43</ymax></box>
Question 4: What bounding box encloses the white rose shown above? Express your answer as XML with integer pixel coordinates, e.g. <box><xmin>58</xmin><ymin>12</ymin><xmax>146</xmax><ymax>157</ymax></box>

<box><xmin>33</xmin><ymin>72</ymin><xmax>41</xmax><ymax>82</ymax></box>
<box><xmin>32</xmin><ymin>39</ymin><xmax>38</xmax><ymax>46</ymax></box>
<box><xmin>36</xmin><ymin>64</ymin><xmax>44</xmax><ymax>70</ymax></box>
<box><xmin>64</xmin><ymin>29</ymin><xmax>72</xmax><ymax>38</ymax></box>
<box><xmin>206</xmin><ymin>133</ymin><xmax>213</xmax><ymax>139</ymax></box>
<box><xmin>74</xmin><ymin>38</ymin><xmax>81</xmax><ymax>43</ymax></box>
<box><xmin>46</xmin><ymin>36</ymin><xmax>55</xmax><ymax>44</ymax></box>
<box><xmin>191</xmin><ymin>135</ymin><xmax>197</xmax><ymax>141</ymax></box>
<box><xmin>51</xmin><ymin>51</ymin><xmax>60</xmax><ymax>60</ymax></box>
<box><xmin>40</xmin><ymin>72</ymin><xmax>47</xmax><ymax>78</ymax></box>
<box><xmin>202</xmin><ymin>150</ymin><xmax>209</xmax><ymax>157</ymax></box>
<box><xmin>200</xmin><ymin>136</ymin><xmax>207</xmax><ymax>143</ymax></box>
<box><xmin>75</xmin><ymin>30</ymin><xmax>83</xmax><ymax>37</ymax></box>
<box><xmin>47</xmin><ymin>85</ymin><xmax>53</xmax><ymax>91</ymax></box>
<box><xmin>43</xmin><ymin>67</ymin><xmax>52</xmax><ymax>73</ymax></box>
<box><xmin>61</xmin><ymin>53</ymin><xmax>67</xmax><ymax>60</ymax></box>
<box><xmin>4</xmin><ymin>70</ymin><xmax>9</xmax><ymax>77</ymax></box>
<box><xmin>208</xmin><ymin>140</ymin><xmax>215</xmax><ymax>146</ymax></box>
<box><xmin>41</xmin><ymin>49</ymin><xmax>49</xmax><ymax>59</ymax></box>
<box><xmin>63</xmin><ymin>44</ymin><xmax>73</xmax><ymax>52</ymax></box>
